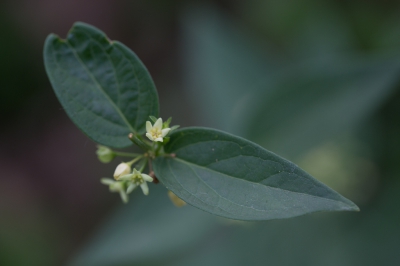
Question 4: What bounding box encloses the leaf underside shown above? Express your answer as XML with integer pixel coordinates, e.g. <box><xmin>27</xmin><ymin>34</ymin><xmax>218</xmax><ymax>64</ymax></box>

<box><xmin>44</xmin><ymin>22</ymin><xmax>159</xmax><ymax>148</ymax></box>
<box><xmin>154</xmin><ymin>127</ymin><xmax>359</xmax><ymax>221</ymax></box>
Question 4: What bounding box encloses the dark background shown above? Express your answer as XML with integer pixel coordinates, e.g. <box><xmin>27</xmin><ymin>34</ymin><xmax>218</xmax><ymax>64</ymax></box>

<box><xmin>1</xmin><ymin>0</ymin><xmax>400</xmax><ymax>265</ymax></box>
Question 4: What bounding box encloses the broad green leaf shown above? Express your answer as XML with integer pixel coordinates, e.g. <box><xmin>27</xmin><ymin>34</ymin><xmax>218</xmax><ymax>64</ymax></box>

<box><xmin>44</xmin><ymin>22</ymin><xmax>159</xmax><ymax>148</ymax></box>
<box><xmin>153</xmin><ymin>128</ymin><xmax>359</xmax><ymax>221</ymax></box>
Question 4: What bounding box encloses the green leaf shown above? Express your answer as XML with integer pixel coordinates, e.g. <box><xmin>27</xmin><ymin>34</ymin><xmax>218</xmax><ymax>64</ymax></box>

<box><xmin>163</xmin><ymin>116</ymin><xmax>172</xmax><ymax>128</ymax></box>
<box><xmin>153</xmin><ymin>127</ymin><xmax>359</xmax><ymax>221</ymax></box>
<box><xmin>44</xmin><ymin>22</ymin><xmax>159</xmax><ymax>148</ymax></box>
<box><xmin>149</xmin><ymin>116</ymin><xmax>158</xmax><ymax>123</ymax></box>
<box><xmin>170</xmin><ymin>125</ymin><xmax>180</xmax><ymax>131</ymax></box>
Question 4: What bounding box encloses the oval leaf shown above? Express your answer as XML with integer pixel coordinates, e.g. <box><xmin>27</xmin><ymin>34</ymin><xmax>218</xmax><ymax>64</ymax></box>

<box><xmin>44</xmin><ymin>22</ymin><xmax>159</xmax><ymax>148</ymax></box>
<box><xmin>153</xmin><ymin>127</ymin><xmax>359</xmax><ymax>221</ymax></box>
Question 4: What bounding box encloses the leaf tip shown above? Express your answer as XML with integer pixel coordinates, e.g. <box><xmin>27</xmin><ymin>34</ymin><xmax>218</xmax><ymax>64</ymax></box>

<box><xmin>70</xmin><ymin>21</ymin><xmax>106</xmax><ymax>38</ymax></box>
<box><xmin>71</xmin><ymin>21</ymin><xmax>93</xmax><ymax>30</ymax></box>
<box><xmin>44</xmin><ymin>33</ymin><xmax>62</xmax><ymax>44</ymax></box>
<box><xmin>349</xmin><ymin>204</ymin><xmax>360</xmax><ymax>212</ymax></box>
<box><xmin>341</xmin><ymin>200</ymin><xmax>360</xmax><ymax>212</ymax></box>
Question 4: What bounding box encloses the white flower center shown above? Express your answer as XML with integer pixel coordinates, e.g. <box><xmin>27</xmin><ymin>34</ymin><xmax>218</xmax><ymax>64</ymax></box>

<box><xmin>150</xmin><ymin>128</ymin><xmax>162</xmax><ymax>139</ymax></box>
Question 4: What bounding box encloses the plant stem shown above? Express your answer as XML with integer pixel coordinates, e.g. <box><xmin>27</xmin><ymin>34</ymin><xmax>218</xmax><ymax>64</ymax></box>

<box><xmin>155</xmin><ymin>142</ymin><xmax>163</xmax><ymax>154</ymax></box>
<box><xmin>138</xmin><ymin>158</ymin><xmax>148</xmax><ymax>172</ymax></box>
<box><xmin>114</xmin><ymin>151</ymin><xmax>142</xmax><ymax>157</ymax></box>
<box><xmin>126</xmin><ymin>156</ymin><xmax>143</xmax><ymax>166</ymax></box>
<box><xmin>148</xmin><ymin>159</ymin><xmax>153</xmax><ymax>173</ymax></box>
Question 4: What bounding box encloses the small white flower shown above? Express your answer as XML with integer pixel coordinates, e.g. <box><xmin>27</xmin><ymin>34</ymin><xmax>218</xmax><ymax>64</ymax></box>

<box><xmin>146</xmin><ymin>118</ymin><xmax>170</xmax><ymax>142</ymax></box>
<box><xmin>119</xmin><ymin>168</ymin><xmax>154</xmax><ymax>195</ymax></box>
<box><xmin>101</xmin><ymin>178</ymin><xmax>128</xmax><ymax>203</ymax></box>
<box><xmin>113</xmin><ymin>163</ymin><xmax>131</xmax><ymax>180</ymax></box>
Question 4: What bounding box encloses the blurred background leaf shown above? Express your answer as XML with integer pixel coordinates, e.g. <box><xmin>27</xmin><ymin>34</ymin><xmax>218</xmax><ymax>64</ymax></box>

<box><xmin>69</xmin><ymin>185</ymin><xmax>219</xmax><ymax>266</ymax></box>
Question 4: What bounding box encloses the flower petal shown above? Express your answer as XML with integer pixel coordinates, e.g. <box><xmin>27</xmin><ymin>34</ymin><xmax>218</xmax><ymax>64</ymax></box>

<box><xmin>140</xmin><ymin>182</ymin><xmax>149</xmax><ymax>195</ymax></box>
<box><xmin>141</xmin><ymin>174</ymin><xmax>154</xmax><ymax>182</ymax></box>
<box><xmin>146</xmin><ymin>133</ymin><xmax>154</xmax><ymax>141</ymax></box>
<box><xmin>120</xmin><ymin>190</ymin><xmax>128</xmax><ymax>203</ymax></box>
<box><xmin>118</xmin><ymin>174</ymin><xmax>132</xmax><ymax>181</ymax></box>
<box><xmin>133</xmin><ymin>168</ymin><xmax>140</xmax><ymax>176</ymax></box>
<box><xmin>110</xmin><ymin>182</ymin><xmax>123</xmax><ymax>192</ymax></box>
<box><xmin>146</xmin><ymin>121</ymin><xmax>152</xmax><ymax>133</ymax></box>
<box><xmin>155</xmin><ymin>137</ymin><xmax>163</xmax><ymax>142</ymax></box>
<box><xmin>100</xmin><ymin>178</ymin><xmax>115</xmax><ymax>185</ymax></box>
<box><xmin>154</xmin><ymin>118</ymin><xmax>163</xmax><ymax>130</ymax></box>
<box><xmin>161</xmin><ymin>128</ymin><xmax>171</xmax><ymax>137</ymax></box>
<box><xmin>127</xmin><ymin>183</ymin><xmax>137</xmax><ymax>194</ymax></box>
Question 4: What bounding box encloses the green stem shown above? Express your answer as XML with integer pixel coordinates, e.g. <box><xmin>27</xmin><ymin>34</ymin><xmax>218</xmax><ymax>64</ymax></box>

<box><xmin>155</xmin><ymin>142</ymin><xmax>163</xmax><ymax>153</ymax></box>
<box><xmin>138</xmin><ymin>158</ymin><xmax>148</xmax><ymax>172</ymax></box>
<box><xmin>128</xmin><ymin>133</ymin><xmax>152</xmax><ymax>151</ymax></box>
<box><xmin>148</xmin><ymin>159</ymin><xmax>153</xmax><ymax>173</ymax></box>
<box><xmin>114</xmin><ymin>151</ymin><xmax>141</xmax><ymax>157</ymax></box>
<box><xmin>126</xmin><ymin>156</ymin><xmax>143</xmax><ymax>166</ymax></box>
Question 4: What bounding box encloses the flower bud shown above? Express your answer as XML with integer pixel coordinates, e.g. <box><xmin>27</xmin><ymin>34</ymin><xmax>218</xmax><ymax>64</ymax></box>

<box><xmin>113</xmin><ymin>163</ymin><xmax>131</xmax><ymax>180</ymax></box>
<box><xmin>96</xmin><ymin>145</ymin><xmax>115</xmax><ymax>163</ymax></box>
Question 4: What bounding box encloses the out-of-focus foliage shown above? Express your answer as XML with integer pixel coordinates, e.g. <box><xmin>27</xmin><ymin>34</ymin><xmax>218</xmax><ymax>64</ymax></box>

<box><xmin>181</xmin><ymin>5</ymin><xmax>400</xmax><ymax>160</ymax></box>
<box><xmin>70</xmin><ymin>185</ymin><xmax>217</xmax><ymax>266</ymax></box>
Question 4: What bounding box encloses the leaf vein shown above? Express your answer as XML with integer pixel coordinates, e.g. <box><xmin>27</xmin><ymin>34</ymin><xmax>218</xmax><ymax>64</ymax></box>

<box><xmin>174</xmin><ymin>157</ymin><xmax>347</xmax><ymax>206</ymax></box>
<box><xmin>64</xmin><ymin>35</ymin><xmax>136</xmax><ymax>133</ymax></box>
<box><xmin>168</xmin><ymin>158</ymin><xmax>256</xmax><ymax>217</ymax></box>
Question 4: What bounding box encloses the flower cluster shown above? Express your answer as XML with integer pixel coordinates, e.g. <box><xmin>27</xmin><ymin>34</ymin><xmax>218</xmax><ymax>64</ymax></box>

<box><xmin>101</xmin><ymin>162</ymin><xmax>153</xmax><ymax>203</ymax></box>
<box><xmin>119</xmin><ymin>169</ymin><xmax>154</xmax><ymax>195</ymax></box>
<box><xmin>98</xmin><ymin>117</ymin><xmax>180</xmax><ymax>204</ymax></box>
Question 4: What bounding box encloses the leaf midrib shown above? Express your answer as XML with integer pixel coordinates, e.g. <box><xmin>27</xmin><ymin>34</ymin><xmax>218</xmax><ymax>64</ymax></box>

<box><xmin>166</xmin><ymin>160</ymin><xmax>247</xmax><ymax>218</ymax></box>
<box><xmin>51</xmin><ymin>53</ymin><xmax>130</xmax><ymax>132</ymax></box>
<box><xmin>64</xmin><ymin>38</ymin><xmax>136</xmax><ymax>133</ymax></box>
<box><xmin>114</xmin><ymin>43</ymin><xmax>145</xmax><ymax>130</ymax></box>
<box><xmin>172</xmin><ymin>157</ymin><xmax>350</xmax><ymax>207</ymax></box>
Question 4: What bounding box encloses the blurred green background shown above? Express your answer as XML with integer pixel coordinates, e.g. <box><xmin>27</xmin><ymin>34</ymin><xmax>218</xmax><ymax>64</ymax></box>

<box><xmin>1</xmin><ymin>0</ymin><xmax>400</xmax><ymax>265</ymax></box>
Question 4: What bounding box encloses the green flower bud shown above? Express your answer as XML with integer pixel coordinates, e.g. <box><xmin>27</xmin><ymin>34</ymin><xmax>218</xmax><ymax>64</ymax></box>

<box><xmin>96</xmin><ymin>145</ymin><xmax>116</xmax><ymax>163</ymax></box>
